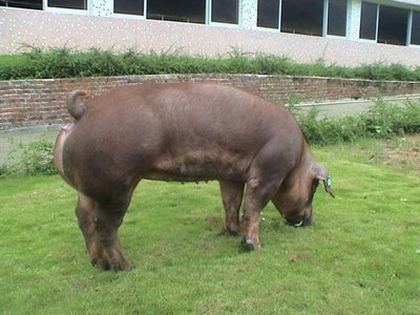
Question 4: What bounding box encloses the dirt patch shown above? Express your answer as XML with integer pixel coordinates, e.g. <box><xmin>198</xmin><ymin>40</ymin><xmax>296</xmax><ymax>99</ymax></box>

<box><xmin>381</xmin><ymin>134</ymin><xmax>420</xmax><ymax>174</ymax></box>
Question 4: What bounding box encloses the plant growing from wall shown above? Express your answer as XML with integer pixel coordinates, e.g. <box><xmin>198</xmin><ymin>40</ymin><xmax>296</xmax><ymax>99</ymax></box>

<box><xmin>1</xmin><ymin>47</ymin><xmax>420</xmax><ymax>81</ymax></box>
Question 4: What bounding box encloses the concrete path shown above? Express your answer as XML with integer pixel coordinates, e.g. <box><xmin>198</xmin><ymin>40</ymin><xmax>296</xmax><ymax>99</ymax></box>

<box><xmin>295</xmin><ymin>94</ymin><xmax>420</xmax><ymax>117</ymax></box>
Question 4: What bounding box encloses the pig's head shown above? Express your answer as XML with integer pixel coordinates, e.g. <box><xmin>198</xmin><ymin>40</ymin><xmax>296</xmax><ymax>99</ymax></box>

<box><xmin>272</xmin><ymin>154</ymin><xmax>335</xmax><ymax>227</ymax></box>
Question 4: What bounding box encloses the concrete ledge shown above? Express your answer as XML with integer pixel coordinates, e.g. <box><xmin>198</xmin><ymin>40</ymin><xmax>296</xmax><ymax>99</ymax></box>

<box><xmin>296</xmin><ymin>94</ymin><xmax>420</xmax><ymax>117</ymax></box>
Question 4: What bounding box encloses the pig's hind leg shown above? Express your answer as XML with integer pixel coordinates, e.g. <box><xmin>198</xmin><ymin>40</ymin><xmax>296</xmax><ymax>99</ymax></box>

<box><xmin>75</xmin><ymin>193</ymin><xmax>132</xmax><ymax>271</ymax></box>
<box><xmin>219</xmin><ymin>181</ymin><xmax>245</xmax><ymax>236</ymax></box>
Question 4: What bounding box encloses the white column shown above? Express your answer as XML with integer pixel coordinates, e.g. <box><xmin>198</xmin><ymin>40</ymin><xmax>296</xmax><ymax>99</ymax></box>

<box><xmin>240</xmin><ymin>0</ymin><xmax>258</xmax><ymax>29</ymax></box>
<box><xmin>346</xmin><ymin>0</ymin><xmax>362</xmax><ymax>40</ymax></box>
<box><xmin>323</xmin><ymin>0</ymin><xmax>328</xmax><ymax>37</ymax></box>
<box><xmin>89</xmin><ymin>0</ymin><xmax>114</xmax><ymax>17</ymax></box>
<box><xmin>407</xmin><ymin>10</ymin><xmax>413</xmax><ymax>46</ymax></box>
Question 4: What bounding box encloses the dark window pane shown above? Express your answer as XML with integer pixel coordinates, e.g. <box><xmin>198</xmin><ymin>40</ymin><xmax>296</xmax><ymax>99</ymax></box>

<box><xmin>359</xmin><ymin>1</ymin><xmax>377</xmax><ymax>40</ymax></box>
<box><xmin>48</xmin><ymin>0</ymin><xmax>86</xmax><ymax>9</ymax></box>
<box><xmin>378</xmin><ymin>5</ymin><xmax>408</xmax><ymax>46</ymax></box>
<box><xmin>328</xmin><ymin>0</ymin><xmax>347</xmax><ymax>36</ymax></box>
<box><xmin>257</xmin><ymin>0</ymin><xmax>280</xmax><ymax>29</ymax></box>
<box><xmin>115</xmin><ymin>0</ymin><xmax>143</xmax><ymax>15</ymax></box>
<box><xmin>212</xmin><ymin>0</ymin><xmax>239</xmax><ymax>24</ymax></box>
<box><xmin>281</xmin><ymin>0</ymin><xmax>324</xmax><ymax>36</ymax></box>
<box><xmin>0</xmin><ymin>0</ymin><xmax>42</xmax><ymax>9</ymax></box>
<box><xmin>411</xmin><ymin>11</ymin><xmax>420</xmax><ymax>45</ymax></box>
<box><xmin>147</xmin><ymin>0</ymin><xmax>205</xmax><ymax>24</ymax></box>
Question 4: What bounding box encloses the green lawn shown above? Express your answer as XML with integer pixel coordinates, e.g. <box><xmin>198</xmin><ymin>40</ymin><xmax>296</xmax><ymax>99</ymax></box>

<box><xmin>0</xmin><ymin>138</ymin><xmax>419</xmax><ymax>314</ymax></box>
<box><xmin>0</xmin><ymin>55</ymin><xmax>27</xmax><ymax>68</ymax></box>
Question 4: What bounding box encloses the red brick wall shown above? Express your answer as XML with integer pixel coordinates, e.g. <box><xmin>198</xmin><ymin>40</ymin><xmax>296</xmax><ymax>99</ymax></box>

<box><xmin>1</xmin><ymin>74</ymin><xmax>420</xmax><ymax>130</ymax></box>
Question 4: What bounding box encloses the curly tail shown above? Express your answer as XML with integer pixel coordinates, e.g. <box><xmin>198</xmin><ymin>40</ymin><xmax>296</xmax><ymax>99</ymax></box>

<box><xmin>67</xmin><ymin>90</ymin><xmax>88</xmax><ymax>120</ymax></box>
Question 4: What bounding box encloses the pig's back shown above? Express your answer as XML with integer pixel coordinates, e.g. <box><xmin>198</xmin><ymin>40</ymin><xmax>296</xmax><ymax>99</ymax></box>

<box><xmin>68</xmin><ymin>83</ymin><xmax>302</xmax><ymax>183</ymax></box>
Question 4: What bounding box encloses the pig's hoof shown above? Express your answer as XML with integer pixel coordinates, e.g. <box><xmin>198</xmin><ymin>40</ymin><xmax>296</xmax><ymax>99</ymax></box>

<box><xmin>218</xmin><ymin>226</ymin><xmax>239</xmax><ymax>237</ymax></box>
<box><xmin>115</xmin><ymin>258</ymin><xmax>132</xmax><ymax>271</ymax></box>
<box><xmin>241</xmin><ymin>237</ymin><xmax>261</xmax><ymax>251</ymax></box>
<box><xmin>91</xmin><ymin>256</ymin><xmax>131</xmax><ymax>272</ymax></box>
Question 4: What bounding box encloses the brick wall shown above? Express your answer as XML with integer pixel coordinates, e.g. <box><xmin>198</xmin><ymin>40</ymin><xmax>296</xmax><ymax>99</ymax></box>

<box><xmin>1</xmin><ymin>74</ymin><xmax>420</xmax><ymax>130</ymax></box>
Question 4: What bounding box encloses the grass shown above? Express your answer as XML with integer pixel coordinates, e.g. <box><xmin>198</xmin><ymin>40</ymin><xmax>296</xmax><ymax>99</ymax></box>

<box><xmin>0</xmin><ymin>54</ymin><xmax>27</xmax><ymax>68</ymax></box>
<box><xmin>294</xmin><ymin>100</ymin><xmax>420</xmax><ymax>145</ymax></box>
<box><xmin>0</xmin><ymin>136</ymin><xmax>419</xmax><ymax>314</ymax></box>
<box><xmin>1</xmin><ymin>47</ymin><xmax>420</xmax><ymax>81</ymax></box>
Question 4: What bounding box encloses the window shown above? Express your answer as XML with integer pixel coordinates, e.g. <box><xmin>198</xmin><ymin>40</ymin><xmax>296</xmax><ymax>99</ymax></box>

<box><xmin>327</xmin><ymin>0</ymin><xmax>347</xmax><ymax>36</ymax></box>
<box><xmin>281</xmin><ymin>0</ymin><xmax>324</xmax><ymax>36</ymax></box>
<box><xmin>114</xmin><ymin>0</ymin><xmax>144</xmax><ymax>16</ymax></box>
<box><xmin>257</xmin><ymin>0</ymin><xmax>280</xmax><ymax>29</ymax></box>
<box><xmin>359</xmin><ymin>1</ymin><xmax>378</xmax><ymax>40</ymax></box>
<box><xmin>0</xmin><ymin>0</ymin><xmax>42</xmax><ymax>9</ymax></box>
<box><xmin>48</xmin><ymin>0</ymin><xmax>87</xmax><ymax>9</ymax></box>
<box><xmin>147</xmin><ymin>0</ymin><xmax>205</xmax><ymax>23</ymax></box>
<box><xmin>211</xmin><ymin>0</ymin><xmax>239</xmax><ymax>24</ymax></box>
<box><xmin>412</xmin><ymin>11</ymin><xmax>420</xmax><ymax>45</ymax></box>
<box><xmin>262</xmin><ymin>0</ymin><xmax>347</xmax><ymax>37</ymax></box>
<box><xmin>378</xmin><ymin>5</ymin><xmax>408</xmax><ymax>46</ymax></box>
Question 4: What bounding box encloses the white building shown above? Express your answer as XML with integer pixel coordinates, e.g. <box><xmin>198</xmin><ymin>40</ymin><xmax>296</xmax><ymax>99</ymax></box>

<box><xmin>1</xmin><ymin>0</ymin><xmax>420</xmax><ymax>66</ymax></box>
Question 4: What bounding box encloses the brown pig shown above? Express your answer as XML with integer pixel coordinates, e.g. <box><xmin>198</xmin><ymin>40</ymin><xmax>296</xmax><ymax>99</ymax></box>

<box><xmin>54</xmin><ymin>83</ymin><xmax>334</xmax><ymax>271</ymax></box>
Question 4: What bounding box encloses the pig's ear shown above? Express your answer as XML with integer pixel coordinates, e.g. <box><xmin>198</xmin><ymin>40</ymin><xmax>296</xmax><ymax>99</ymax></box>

<box><xmin>312</xmin><ymin>164</ymin><xmax>335</xmax><ymax>198</ymax></box>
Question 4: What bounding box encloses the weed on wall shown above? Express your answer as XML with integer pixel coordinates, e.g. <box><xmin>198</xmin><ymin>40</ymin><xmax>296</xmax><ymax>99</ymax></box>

<box><xmin>1</xmin><ymin>47</ymin><xmax>420</xmax><ymax>81</ymax></box>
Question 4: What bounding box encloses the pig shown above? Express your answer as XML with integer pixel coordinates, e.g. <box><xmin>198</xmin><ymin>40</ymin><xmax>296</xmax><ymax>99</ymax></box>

<box><xmin>54</xmin><ymin>83</ymin><xmax>334</xmax><ymax>271</ymax></box>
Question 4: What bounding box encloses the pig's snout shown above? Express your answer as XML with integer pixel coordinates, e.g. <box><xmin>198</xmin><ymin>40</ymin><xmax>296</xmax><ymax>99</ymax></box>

<box><xmin>286</xmin><ymin>212</ymin><xmax>313</xmax><ymax>228</ymax></box>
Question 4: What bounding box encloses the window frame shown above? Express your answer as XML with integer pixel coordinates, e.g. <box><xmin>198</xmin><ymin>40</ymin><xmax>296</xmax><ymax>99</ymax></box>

<box><xmin>358</xmin><ymin>1</ymin><xmax>420</xmax><ymax>48</ymax></box>
<box><xmin>43</xmin><ymin>0</ymin><xmax>89</xmax><ymax>14</ymax></box>
<box><xmin>208</xmin><ymin>0</ymin><xmax>240</xmax><ymax>27</ymax></box>
<box><xmin>358</xmin><ymin>1</ymin><xmax>379</xmax><ymax>43</ymax></box>
<box><xmin>113</xmin><ymin>0</ymin><xmax>146</xmax><ymax>19</ymax></box>
<box><xmin>377</xmin><ymin>4</ymin><xmax>409</xmax><ymax>46</ymax></box>
<box><xmin>408</xmin><ymin>10</ymin><xmax>420</xmax><ymax>47</ymax></box>
<box><xmin>146</xmin><ymin>0</ymin><xmax>207</xmax><ymax>24</ymax></box>
<box><xmin>256</xmin><ymin>0</ymin><xmax>282</xmax><ymax>32</ymax></box>
<box><xmin>324</xmin><ymin>0</ymin><xmax>349</xmax><ymax>39</ymax></box>
<box><xmin>0</xmin><ymin>0</ymin><xmax>43</xmax><ymax>10</ymax></box>
<box><xmin>257</xmin><ymin>0</ymin><xmax>349</xmax><ymax>38</ymax></box>
<box><xmin>111</xmin><ymin>0</ymin><xmax>240</xmax><ymax>27</ymax></box>
<box><xmin>280</xmin><ymin>0</ymin><xmax>325</xmax><ymax>37</ymax></box>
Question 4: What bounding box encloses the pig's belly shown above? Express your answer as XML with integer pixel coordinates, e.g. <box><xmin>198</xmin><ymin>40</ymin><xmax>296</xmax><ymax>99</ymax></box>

<box><xmin>143</xmin><ymin>151</ymin><xmax>250</xmax><ymax>182</ymax></box>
